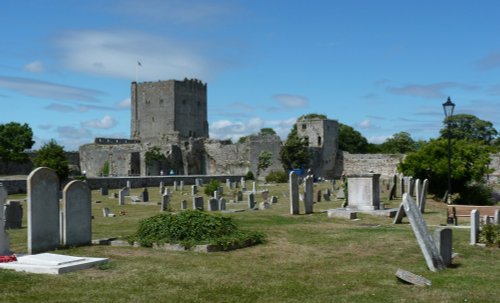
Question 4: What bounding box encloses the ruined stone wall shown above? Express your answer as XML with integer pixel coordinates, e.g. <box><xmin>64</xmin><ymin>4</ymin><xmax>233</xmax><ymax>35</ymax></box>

<box><xmin>204</xmin><ymin>140</ymin><xmax>249</xmax><ymax>175</ymax></box>
<box><xmin>79</xmin><ymin>143</ymin><xmax>143</xmax><ymax>177</ymax></box>
<box><xmin>339</xmin><ymin>152</ymin><xmax>405</xmax><ymax>178</ymax></box>
<box><xmin>488</xmin><ymin>153</ymin><xmax>500</xmax><ymax>183</ymax></box>
<box><xmin>0</xmin><ymin>152</ymin><xmax>80</xmax><ymax>176</ymax></box>
<box><xmin>247</xmin><ymin>134</ymin><xmax>283</xmax><ymax>178</ymax></box>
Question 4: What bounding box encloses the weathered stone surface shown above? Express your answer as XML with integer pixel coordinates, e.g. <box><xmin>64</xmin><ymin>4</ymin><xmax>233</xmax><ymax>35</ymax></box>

<box><xmin>393</xmin><ymin>202</ymin><xmax>406</xmax><ymax>224</ymax></box>
<box><xmin>0</xmin><ymin>184</ymin><xmax>11</xmax><ymax>255</ymax></box>
<box><xmin>219</xmin><ymin>198</ymin><xmax>226</xmax><ymax>211</ymax></box>
<box><xmin>141</xmin><ymin>188</ymin><xmax>149</xmax><ymax>202</ymax></box>
<box><xmin>327</xmin><ymin>208</ymin><xmax>357</xmax><ymax>220</ymax></box>
<box><xmin>347</xmin><ymin>174</ymin><xmax>380</xmax><ymax>210</ymax></box>
<box><xmin>419</xmin><ymin>179</ymin><xmax>429</xmax><ymax>213</ymax></box>
<box><xmin>259</xmin><ymin>202</ymin><xmax>270</xmax><ymax>210</ymax></box>
<box><xmin>270</xmin><ymin>196</ymin><xmax>278</xmax><ymax>204</ymax></box>
<box><xmin>180</xmin><ymin>200</ymin><xmax>188</xmax><ymax>210</ymax></box>
<box><xmin>5</xmin><ymin>200</ymin><xmax>23</xmax><ymax>229</ymax></box>
<box><xmin>27</xmin><ymin>167</ymin><xmax>60</xmax><ymax>254</ymax></box>
<box><xmin>434</xmin><ymin>228</ymin><xmax>452</xmax><ymax>267</ymax></box>
<box><xmin>62</xmin><ymin>180</ymin><xmax>92</xmax><ymax>247</ymax></box>
<box><xmin>402</xmin><ymin>193</ymin><xmax>445</xmax><ymax>272</ymax></box>
<box><xmin>193</xmin><ymin>196</ymin><xmax>204</xmax><ymax>211</ymax></box>
<box><xmin>118</xmin><ymin>188</ymin><xmax>126</xmax><ymax>205</ymax></box>
<box><xmin>191</xmin><ymin>185</ymin><xmax>197</xmax><ymax>196</ymax></box>
<box><xmin>470</xmin><ymin>209</ymin><xmax>480</xmax><ymax>245</ymax></box>
<box><xmin>395</xmin><ymin>268</ymin><xmax>431</xmax><ymax>286</ymax></box>
<box><xmin>100</xmin><ymin>186</ymin><xmax>108</xmax><ymax>196</ymax></box>
<box><xmin>160</xmin><ymin>194</ymin><xmax>170</xmax><ymax>212</ymax></box>
<box><xmin>208</xmin><ymin>198</ymin><xmax>219</xmax><ymax>211</ymax></box>
<box><xmin>247</xmin><ymin>192</ymin><xmax>255</xmax><ymax>209</ymax></box>
<box><xmin>289</xmin><ymin>171</ymin><xmax>299</xmax><ymax>215</ymax></box>
<box><xmin>304</xmin><ymin>175</ymin><xmax>314</xmax><ymax>214</ymax></box>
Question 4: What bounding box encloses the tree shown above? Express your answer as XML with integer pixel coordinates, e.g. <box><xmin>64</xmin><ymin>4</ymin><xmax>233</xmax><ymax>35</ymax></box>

<box><xmin>258</xmin><ymin>128</ymin><xmax>276</xmax><ymax>136</ymax></box>
<box><xmin>379</xmin><ymin>132</ymin><xmax>418</xmax><ymax>154</ymax></box>
<box><xmin>338</xmin><ymin>123</ymin><xmax>369</xmax><ymax>153</ymax></box>
<box><xmin>33</xmin><ymin>139</ymin><xmax>69</xmax><ymax>180</ymax></box>
<box><xmin>440</xmin><ymin>114</ymin><xmax>498</xmax><ymax>145</ymax></box>
<box><xmin>398</xmin><ymin>138</ymin><xmax>493</xmax><ymax>198</ymax></box>
<box><xmin>298</xmin><ymin>113</ymin><xmax>327</xmax><ymax>121</ymax></box>
<box><xmin>145</xmin><ymin>146</ymin><xmax>166</xmax><ymax>165</ymax></box>
<box><xmin>257</xmin><ymin>151</ymin><xmax>273</xmax><ymax>176</ymax></box>
<box><xmin>279</xmin><ymin>125</ymin><xmax>310</xmax><ymax>171</ymax></box>
<box><xmin>0</xmin><ymin>122</ymin><xmax>34</xmax><ymax>163</ymax></box>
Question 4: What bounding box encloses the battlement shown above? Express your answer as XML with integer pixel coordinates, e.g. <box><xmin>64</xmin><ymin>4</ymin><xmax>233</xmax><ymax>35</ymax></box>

<box><xmin>94</xmin><ymin>138</ymin><xmax>140</xmax><ymax>145</ymax></box>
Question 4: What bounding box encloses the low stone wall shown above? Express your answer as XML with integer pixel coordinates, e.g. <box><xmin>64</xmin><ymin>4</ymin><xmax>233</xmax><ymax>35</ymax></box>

<box><xmin>0</xmin><ymin>175</ymin><xmax>245</xmax><ymax>194</ymax></box>
<box><xmin>341</xmin><ymin>152</ymin><xmax>405</xmax><ymax>178</ymax></box>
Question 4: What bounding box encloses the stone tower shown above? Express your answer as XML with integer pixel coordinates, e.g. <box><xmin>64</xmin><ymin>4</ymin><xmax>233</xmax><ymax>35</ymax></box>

<box><xmin>296</xmin><ymin>118</ymin><xmax>339</xmax><ymax>178</ymax></box>
<box><xmin>131</xmin><ymin>79</ymin><xmax>209</xmax><ymax>141</ymax></box>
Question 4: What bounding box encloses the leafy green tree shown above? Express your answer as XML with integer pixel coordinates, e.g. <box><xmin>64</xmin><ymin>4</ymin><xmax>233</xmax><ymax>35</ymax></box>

<box><xmin>0</xmin><ymin>122</ymin><xmax>34</xmax><ymax>163</ymax></box>
<box><xmin>379</xmin><ymin>132</ymin><xmax>418</xmax><ymax>154</ymax></box>
<box><xmin>398</xmin><ymin>138</ymin><xmax>493</xmax><ymax>197</ymax></box>
<box><xmin>338</xmin><ymin>123</ymin><xmax>369</xmax><ymax>153</ymax></box>
<box><xmin>279</xmin><ymin>125</ymin><xmax>310</xmax><ymax>171</ymax></box>
<box><xmin>33</xmin><ymin>139</ymin><xmax>69</xmax><ymax>180</ymax></box>
<box><xmin>238</xmin><ymin>136</ymin><xmax>248</xmax><ymax>144</ymax></box>
<box><xmin>440</xmin><ymin>114</ymin><xmax>498</xmax><ymax>145</ymax></box>
<box><xmin>145</xmin><ymin>146</ymin><xmax>166</xmax><ymax>165</ymax></box>
<box><xmin>298</xmin><ymin>113</ymin><xmax>327</xmax><ymax>121</ymax></box>
<box><xmin>257</xmin><ymin>151</ymin><xmax>273</xmax><ymax>176</ymax></box>
<box><xmin>258</xmin><ymin>128</ymin><xmax>276</xmax><ymax>136</ymax></box>
<box><xmin>101</xmin><ymin>161</ymin><xmax>110</xmax><ymax>176</ymax></box>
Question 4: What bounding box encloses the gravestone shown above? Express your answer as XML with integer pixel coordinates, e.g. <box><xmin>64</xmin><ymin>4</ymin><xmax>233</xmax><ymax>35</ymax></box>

<box><xmin>121</xmin><ymin>187</ymin><xmax>130</xmax><ymax>196</ymax></box>
<box><xmin>191</xmin><ymin>185</ymin><xmax>198</xmax><ymax>196</ymax></box>
<box><xmin>261</xmin><ymin>190</ymin><xmax>269</xmax><ymax>202</ymax></box>
<box><xmin>408</xmin><ymin>177</ymin><xmax>415</xmax><ymax>197</ymax></box>
<box><xmin>180</xmin><ymin>181</ymin><xmax>184</xmax><ymax>191</ymax></box>
<box><xmin>181</xmin><ymin>200</ymin><xmax>188</xmax><ymax>210</ymax></box>
<box><xmin>395</xmin><ymin>268</ymin><xmax>431</xmax><ymax>287</ymax></box>
<box><xmin>213</xmin><ymin>190</ymin><xmax>219</xmax><ymax>200</ymax></box>
<box><xmin>100</xmin><ymin>186</ymin><xmax>108</xmax><ymax>196</ymax></box>
<box><xmin>270</xmin><ymin>196</ymin><xmax>278</xmax><ymax>204</ymax></box>
<box><xmin>219</xmin><ymin>198</ymin><xmax>226</xmax><ymax>211</ymax></box>
<box><xmin>336</xmin><ymin>189</ymin><xmax>345</xmax><ymax>200</ymax></box>
<box><xmin>419</xmin><ymin>179</ymin><xmax>429</xmax><ymax>213</ymax></box>
<box><xmin>495</xmin><ymin>209</ymin><xmax>499</xmax><ymax>225</ymax></box>
<box><xmin>316</xmin><ymin>190</ymin><xmax>322</xmax><ymax>202</ymax></box>
<box><xmin>470</xmin><ymin>209</ymin><xmax>480</xmax><ymax>245</ymax></box>
<box><xmin>323</xmin><ymin>193</ymin><xmax>331</xmax><ymax>202</ymax></box>
<box><xmin>165</xmin><ymin>188</ymin><xmax>172</xmax><ymax>196</ymax></box>
<box><xmin>5</xmin><ymin>201</ymin><xmax>23</xmax><ymax>229</ymax></box>
<box><xmin>347</xmin><ymin>174</ymin><xmax>380</xmax><ymax>210</ymax></box>
<box><xmin>195</xmin><ymin>179</ymin><xmax>201</xmax><ymax>187</ymax></box>
<box><xmin>259</xmin><ymin>202</ymin><xmax>270</xmax><ymax>210</ymax></box>
<box><xmin>160</xmin><ymin>194</ymin><xmax>170</xmax><ymax>212</ymax></box>
<box><xmin>126</xmin><ymin>180</ymin><xmax>131</xmax><ymax>189</ymax></box>
<box><xmin>483</xmin><ymin>215</ymin><xmax>490</xmax><ymax>225</ymax></box>
<box><xmin>208</xmin><ymin>198</ymin><xmax>219</xmax><ymax>211</ymax></box>
<box><xmin>289</xmin><ymin>171</ymin><xmax>300</xmax><ymax>215</ymax></box>
<box><xmin>193</xmin><ymin>196</ymin><xmax>204</xmax><ymax>211</ymax></box>
<box><xmin>27</xmin><ymin>167</ymin><xmax>60</xmax><ymax>254</ymax></box>
<box><xmin>62</xmin><ymin>180</ymin><xmax>92</xmax><ymax>247</ymax></box>
<box><xmin>226</xmin><ymin>179</ymin><xmax>231</xmax><ymax>189</ymax></box>
<box><xmin>159</xmin><ymin>182</ymin><xmax>164</xmax><ymax>194</ymax></box>
<box><xmin>173</xmin><ymin>181</ymin><xmax>178</xmax><ymax>191</ymax></box>
<box><xmin>388</xmin><ymin>183</ymin><xmax>396</xmax><ymax>200</ymax></box>
<box><xmin>248</xmin><ymin>192</ymin><xmax>255</xmax><ymax>209</ymax></box>
<box><xmin>118</xmin><ymin>188</ymin><xmax>126</xmax><ymax>205</ymax></box>
<box><xmin>304</xmin><ymin>175</ymin><xmax>314</xmax><ymax>214</ymax></box>
<box><xmin>400</xmin><ymin>176</ymin><xmax>405</xmax><ymax>196</ymax></box>
<box><xmin>241</xmin><ymin>177</ymin><xmax>246</xmax><ymax>189</ymax></box>
<box><xmin>393</xmin><ymin>202</ymin><xmax>406</xmax><ymax>224</ymax></box>
<box><xmin>252</xmin><ymin>182</ymin><xmax>256</xmax><ymax>193</ymax></box>
<box><xmin>218</xmin><ymin>186</ymin><xmax>224</xmax><ymax>195</ymax></box>
<box><xmin>237</xmin><ymin>191</ymin><xmax>243</xmax><ymax>202</ymax></box>
<box><xmin>142</xmin><ymin>188</ymin><xmax>149</xmax><ymax>202</ymax></box>
<box><xmin>0</xmin><ymin>185</ymin><xmax>11</xmax><ymax>255</ymax></box>
<box><xmin>415</xmin><ymin>179</ymin><xmax>421</xmax><ymax>203</ymax></box>
<box><xmin>434</xmin><ymin>228</ymin><xmax>452</xmax><ymax>267</ymax></box>
<box><xmin>402</xmin><ymin>193</ymin><xmax>445</xmax><ymax>272</ymax></box>
<box><xmin>102</xmin><ymin>207</ymin><xmax>115</xmax><ymax>217</ymax></box>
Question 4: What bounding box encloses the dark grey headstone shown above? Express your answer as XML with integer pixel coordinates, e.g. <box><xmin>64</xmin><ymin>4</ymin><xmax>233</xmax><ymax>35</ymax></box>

<box><xmin>434</xmin><ymin>228</ymin><xmax>452</xmax><ymax>267</ymax></box>
<box><xmin>5</xmin><ymin>201</ymin><xmax>23</xmax><ymax>229</ymax></box>
<box><xmin>289</xmin><ymin>171</ymin><xmax>299</xmax><ymax>215</ymax></box>
<box><xmin>470</xmin><ymin>209</ymin><xmax>480</xmax><ymax>245</ymax></box>
<box><xmin>0</xmin><ymin>185</ymin><xmax>11</xmax><ymax>255</ymax></box>
<box><xmin>100</xmin><ymin>186</ymin><xmax>108</xmax><ymax>196</ymax></box>
<box><xmin>142</xmin><ymin>188</ymin><xmax>149</xmax><ymax>202</ymax></box>
<box><xmin>161</xmin><ymin>194</ymin><xmax>170</xmax><ymax>212</ymax></box>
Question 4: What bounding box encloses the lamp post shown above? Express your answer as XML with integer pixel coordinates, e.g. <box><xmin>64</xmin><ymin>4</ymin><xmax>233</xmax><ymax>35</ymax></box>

<box><xmin>442</xmin><ymin>97</ymin><xmax>455</xmax><ymax>204</ymax></box>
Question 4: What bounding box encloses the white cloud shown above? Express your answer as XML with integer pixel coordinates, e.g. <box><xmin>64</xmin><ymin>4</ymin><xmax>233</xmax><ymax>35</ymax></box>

<box><xmin>56</xmin><ymin>30</ymin><xmax>211</xmax><ymax>81</ymax></box>
<box><xmin>210</xmin><ymin>117</ymin><xmax>295</xmax><ymax>142</ymax></box>
<box><xmin>358</xmin><ymin>119</ymin><xmax>371</xmax><ymax>129</ymax></box>
<box><xmin>82</xmin><ymin>115</ymin><xmax>118</xmax><ymax>129</ymax></box>
<box><xmin>24</xmin><ymin>61</ymin><xmax>44</xmax><ymax>73</ymax></box>
<box><xmin>118</xmin><ymin>98</ymin><xmax>131</xmax><ymax>109</ymax></box>
<box><xmin>45</xmin><ymin>103</ymin><xmax>76</xmax><ymax>112</ymax></box>
<box><xmin>367</xmin><ymin>135</ymin><xmax>390</xmax><ymax>144</ymax></box>
<box><xmin>271</xmin><ymin>94</ymin><xmax>309</xmax><ymax>109</ymax></box>
<box><xmin>0</xmin><ymin>76</ymin><xmax>103</xmax><ymax>102</ymax></box>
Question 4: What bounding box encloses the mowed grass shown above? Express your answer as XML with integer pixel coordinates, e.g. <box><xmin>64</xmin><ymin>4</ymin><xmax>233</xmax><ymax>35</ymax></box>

<box><xmin>2</xmin><ymin>181</ymin><xmax>499</xmax><ymax>303</ymax></box>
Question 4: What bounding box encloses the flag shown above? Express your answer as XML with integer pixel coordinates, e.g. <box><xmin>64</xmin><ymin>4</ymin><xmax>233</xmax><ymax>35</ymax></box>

<box><xmin>137</xmin><ymin>61</ymin><xmax>142</xmax><ymax>66</ymax></box>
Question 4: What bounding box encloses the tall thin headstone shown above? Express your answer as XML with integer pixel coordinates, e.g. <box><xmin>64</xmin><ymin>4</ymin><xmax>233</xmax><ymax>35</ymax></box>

<box><xmin>304</xmin><ymin>175</ymin><xmax>314</xmax><ymax>214</ymax></box>
<box><xmin>402</xmin><ymin>193</ymin><xmax>445</xmax><ymax>272</ymax></box>
<box><xmin>159</xmin><ymin>182</ymin><xmax>165</xmax><ymax>195</ymax></box>
<box><xmin>400</xmin><ymin>176</ymin><xmax>405</xmax><ymax>196</ymax></box>
<box><xmin>161</xmin><ymin>194</ymin><xmax>170</xmax><ymax>212</ymax></box>
<box><xmin>248</xmin><ymin>192</ymin><xmax>255</xmax><ymax>209</ymax></box>
<box><xmin>62</xmin><ymin>180</ymin><xmax>92</xmax><ymax>247</ymax></box>
<box><xmin>213</xmin><ymin>190</ymin><xmax>219</xmax><ymax>200</ymax></box>
<box><xmin>142</xmin><ymin>188</ymin><xmax>149</xmax><ymax>202</ymax></box>
<box><xmin>118</xmin><ymin>188</ymin><xmax>126</xmax><ymax>205</ymax></box>
<box><xmin>470</xmin><ymin>209</ymin><xmax>480</xmax><ymax>245</ymax></box>
<box><xmin>415</xmin><ymin>179</ymin><xmax>421</xmax><ymax>205</ymax></box>
<box><xmin>191</xmin><ymin>185</ymin><xmax>198</xmax><ymax>196</ymax></box>
<box><xmin>252</xmin><ymin>182</ymin><xmax>256</xmax><ymax>193</ymax></box>
<box><xmin>0</xmin><ymin>184</ymin><xmax>11</xmax><ymax>255</ymax></box>
<box><xmin>419</xmin><ymin>179</ymin><xmax>429</xmax><ymax>213</ymax></box>
<box><xmin>408</xmin><ymin>177</ymin><xmax>414</xmax><ymax>197</ymax></box>
<box><xmin>236</xmin><ymin>190</ymin><xmax>243</xmax><ymax>202</ymax></box>
<box><xmin>289</xmin><ymin>171</ymin><xmax>300</xmax><ymax>215</ymax></box>
<box><xmin>173</xmin><ymin>181</ymin><xmax>178</xmax><ymax>191</ymax></box>
<box><xmin>179</xmin><ymin>180</ymin><xmax>184</xmax><ymax>191</ymax></box>
<box><xmin>27</xmin><ymin>167</ymin><xmax>60</xmax><ymax>254</ymax></box>
<box><xmin>494</xmin><ymin>209</ymin><xmax>500</xmax><ymax>225</ymax></box>
<box><xmin>219</xmin><ymin>198</ymin><xmax>226</xmax><ymax>211</ymax></box>
<box><xmin>226</xmin><ymin>179</ymin><xmax>231</xmax><ymax>189</ymax></box>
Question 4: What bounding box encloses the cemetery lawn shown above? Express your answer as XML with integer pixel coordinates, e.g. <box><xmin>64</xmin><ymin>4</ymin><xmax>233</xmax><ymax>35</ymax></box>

<box><xmin>2</xmin><ymin>182</ymin><xmax>499</xmax><ymax>303</ymax></box>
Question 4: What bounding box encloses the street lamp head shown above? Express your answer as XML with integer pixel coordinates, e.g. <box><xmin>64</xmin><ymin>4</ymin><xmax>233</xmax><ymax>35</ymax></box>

<box><xmin>442</xmin><ymin>96</ymin><xmax>455</xmax><ymax>118</ymax></box>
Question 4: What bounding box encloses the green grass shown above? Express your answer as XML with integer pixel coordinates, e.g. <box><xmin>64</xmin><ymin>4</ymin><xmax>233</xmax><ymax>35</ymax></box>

<box><xmin>2</xmin><ymin>182</ymin><xmax>499</xmax><ymax>303</ymax></box>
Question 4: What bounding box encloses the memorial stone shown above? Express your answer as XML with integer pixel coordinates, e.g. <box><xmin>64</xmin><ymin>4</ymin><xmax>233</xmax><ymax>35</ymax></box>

<box><xmin>289</xmin><ymin>171</ymin><xmax>300</xmax><ymax>215</ymax></box>
<box><xmin>304</xmin><ymin>175</ymin><xmax>314</xmax><ymax>214</ymax></box>
<box><xmin>193</xmin><ymin>196</ymin><xmax>204</xmax><ymax>211</ymax></box>
<box><xmin>180</xmin><ymin>181</ymin><xmax>184</xmax><ymax>191</ymax></box>
<box><xmin>470</xmin><ymin>209</ymin><xmax>480</xmax><ymax>245</ymax></box>
<box><xmin>346</xmin><ymin>174</ymin><xmax>380</xmax><ymax>210</ymax></box>
<box><xmin>126</xmin><ymin>180</ymin><xmax>131</xmax><ymax>189</ymax></box>
<box><xmin>495</xmin><ymin>209</ymin><xmax>500</xmax><ymax>225</ymax></box>
<box><xmin>159</xmin><ymin>182</ymin><xmax>164</xmax><ymax>194</ymax></box>
<box><xmin>252</xmin><ymin>182</ymin><xmax>256</xmax><ymax>193</ymax></box>
<box><xmin>219</xmin><ymin>198</ymin><xmax>226</xmax><ymax>211</ymax></box>
<box><xmin>270</xmin><ymin>196</ymin><xmax>278</xmax><ymax>204</ymax></box>
<box><xmin>237</xmin><ymin>191</ymin><xmax>243</xmax><ymax>202</ymax></box>
<box><xmin>0</xmin><ymin>185</ymin><xmax>11</xmax><ymax>255</ymax></box>
<box><xmin>142</xmin><ymin>188</ymin><xmax>149</xmax><ymax>202</ymax></box>
<box><xmin>208</xmin><ymin>198</ymin><xmax>219</xmax><ymax>211</ymax></box>
<box><xmin>173</xmin><ymin>181</ymin><xmax>178</xmax><ymax>191</ymax></box>
<box><xmin>316</xmin><ymin>190</ymin><xmax>322</xmax><ymax>202</ymax></box>
<box><xmin>419</xmin><ymin>179</ymin><xmax>429</xmax><ymax>213</ymax></box>
<box><xmin>27</xmin><ymin>167</ymin><xmax>60</xmax><ymax>254</ymax></box>
<box><xmin>62</xmin><ymin>180</ymin><xmax>92</xmax><ymax>247</ymax></box>
<box><xmin>261</xmin><ymin>190</ymin><xmax>269</xmax><ymax>202</ymax></box>
<box><xmin>259</xmin><ymin>202</ymin><xmax>270</xmax><ymax>210</ymax></box>
<box><xmin>415</xmin><ymin>179</ymin><xmax>421</xmax><ymax>204</ymax></box>
<box><xmin>181</xmin><ymin>200</ymin><xmax>188</xmax><ymax>210</ymax></box>
<box><xmin>434</xmin><ymin>228</ymin><xmax>453</xmax><ymax>267</ymax></box>
<box><xmin>248</xmin><ymin>192</ymin><xmax>255</xmax><ymax>209</ymax></box>
<box><xmin>100</xmin><ymin>186</ymin><xmax>108</xmax><ymax>196</ymax></box>
<box><xmin>161</xmin><ymin>194</ymin><xmax>170</xmax><ymax>212</ymax></box>
<box><xmin>118</xmin><ymin>188</ymin><xmax>126</xmax><ymax>205</ymax></box>
<box><xmin>191</xmin><ymin>185</ymin><xmax>198</xmax><ymax>196</ymax></box>
<box><xmin>4</xmin><ymin>201</ymin><xmax>23</xmax><ymax>229</ymax></box>
<box><xmin>408</xmin><ymin>177</ymin><xmax>414</xmax><ymax>197</ymax></box>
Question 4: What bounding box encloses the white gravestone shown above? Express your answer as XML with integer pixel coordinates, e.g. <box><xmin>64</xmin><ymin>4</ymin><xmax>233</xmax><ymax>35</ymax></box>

<box><xmin>470</xmin><ymin>209</ymin><xmax>480</xmax><ymax>245</ymax></box>
<box><xmin>27</xmin><ymin>167</ymin><xmax>60</xmax><ymax>254</ymax></box>
<box><xmin>304</xmin><ymin>175</ymin><xmax>314</xmax><ymax>214</ymax></box>
<box><xmin>62</xmin><ymin>180</ymin><xmax>92</xmax><ymax>247</ymax></box>
<box><xmin>347</xmin><ymin>174</ymin><xmax>380</xmax><ymax>210</ymax></box>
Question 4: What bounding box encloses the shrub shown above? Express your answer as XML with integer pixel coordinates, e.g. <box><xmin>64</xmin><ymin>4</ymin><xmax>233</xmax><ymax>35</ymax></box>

<box><xmin>204</xmin><ymin>179</ymin><xmax>221</xmax><ymax>197</ymax></box>
<box><xmin>132</xmin><ymin>210</ymin><xmax>265</xmax><ymax>249</ymax></box>
<box><xmin>265</xmin><ymin>171</ymin><xmax>288</xmax><ymax>183</ymax></box>
<box><xmin>453</xmin><ymin>183</ymin><xmax>495</xmax><ymax>205</ymax></box>
<box><xmin>479</xmin><ymin>224</ymin><xmax>500</xmax><ymax>247</ymax></box>
<box><xmin>245</xmin><ymin>171</ymin><xmax>255</xmax><ymax>180</ymax></box>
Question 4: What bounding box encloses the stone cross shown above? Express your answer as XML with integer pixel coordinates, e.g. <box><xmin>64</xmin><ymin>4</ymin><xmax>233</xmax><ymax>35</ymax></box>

<box><xmin>0</xmin><ymin>184</ymin><xmax>11</xmax><ymax>255</ymax></box>
<box><xmin>27</xmin><ymin>167</ymin><xmax>60</xmax><ymax>254</ymax></box>
<box><xmin>289</xmin><ymin>171</ymin><xmax>299</xmax><ymax>215</ymax></box>
<box><xmin>304</xmin><ymin>175</ymin><xmax>313</xmax><ymax>214</ymax></box>
<box><xmin>160</xmin><ymin>194</ymin><xmax>170</xmax><ymax>212</ymax></box>
<box><xmin>470</xmin><ymin>209</ymin><xmax>480</xmax><ymax>245</ymax></box>
<box><xmin>62</xmin><ymin>180</ymin><xmax>92</xmax><ymax>247</ymax></box>
<box><xmin>402</xmin><ymin>193</ymin><xmax>445</xmax><ymax>272</ymax></box>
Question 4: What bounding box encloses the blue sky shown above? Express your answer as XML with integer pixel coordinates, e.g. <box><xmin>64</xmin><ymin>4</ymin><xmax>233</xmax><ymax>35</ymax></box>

<box><xmin>1</xmin><ymin>1</ymin><xmax>499</xmax><ymax>151</ymax></box>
